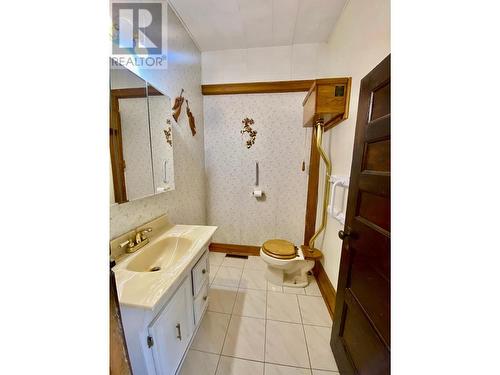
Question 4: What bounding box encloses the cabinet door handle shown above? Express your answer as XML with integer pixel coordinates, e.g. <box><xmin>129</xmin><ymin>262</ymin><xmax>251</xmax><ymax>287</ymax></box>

<box><xmin>203</xmin><ymin>295</ymin><xmax>207</xmax><ymax>301</ymax></box>
<box><xmin>175</xmin><ymin>323</ymin><xmax>182</xmax><ymax>340</ymax></box>
<box><xmin>202</xmin><ymin>269</ymin><xmax>206</xmax><ymax>274</ymax></box>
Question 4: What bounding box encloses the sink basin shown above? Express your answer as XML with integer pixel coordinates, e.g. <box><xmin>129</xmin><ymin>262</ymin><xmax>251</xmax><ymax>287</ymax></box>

<box><xmin>126</xmin><ymin>237</ymin><xmax>192</xmax><ymax>273</ymax></box>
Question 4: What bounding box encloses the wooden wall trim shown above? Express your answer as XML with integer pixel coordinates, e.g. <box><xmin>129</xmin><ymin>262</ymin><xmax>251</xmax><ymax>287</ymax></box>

<box><xmin>110</xmin><ymin>85</ymin><xmax>163</xmax><ymax>99</ymax></box>
<box><xmin>313</xmin><ymin>261</ymin><xmax>337</xmax><ymax>319</ymax></box>
<box><xmin>303</xmin><ymin>125</ymin><xmax>320</xmax><ymax>245</ymax></box>
<box><xmin>209</xmin><ymin>243</ymin><xmax>260</xmax><ymax>256</ymax></box>
<box><xmin>202</xmin><ymin>80</ymin><xmax>314</xmax><ymax>95</ymax></box>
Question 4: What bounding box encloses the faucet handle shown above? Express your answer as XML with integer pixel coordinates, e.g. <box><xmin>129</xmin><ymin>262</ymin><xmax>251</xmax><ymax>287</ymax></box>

<box><xmin>119</xmin><ymin>239</ymin><xmax>133</xmax><ymax>249</ymax></box>
<box><xmin>139</xmin><ymin>227</ymin><xmax>153</xmax><ymax>241</ymax></box>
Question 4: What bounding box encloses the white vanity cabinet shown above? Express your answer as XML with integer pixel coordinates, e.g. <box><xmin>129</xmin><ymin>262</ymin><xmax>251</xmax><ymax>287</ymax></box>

<box><xmin>148</xmin><ymin>276</ymin><xmax>194</xmax><ymax>375</ymax></box>
<box><xmin>118</xmin><ymin>246</ymin><xmax>212</xmax><ymax>375</ymax></box>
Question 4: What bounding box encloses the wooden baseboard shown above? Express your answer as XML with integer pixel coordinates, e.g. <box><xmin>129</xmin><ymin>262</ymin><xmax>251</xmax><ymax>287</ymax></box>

<box><xmin>209</xmin><ymin>242</ymin><xmax>260</xmax><ymax>256</ymax></box>
<box><xmin>313</xmin><ymin>261</ymin><xmax>337</xmax><ymax>319</ymax></box>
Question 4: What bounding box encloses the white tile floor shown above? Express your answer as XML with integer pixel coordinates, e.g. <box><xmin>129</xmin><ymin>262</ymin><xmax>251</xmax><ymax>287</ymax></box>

<box><xmin>179</xmin><ymin>253</ymin><xmax>339</xmax><ymax>375</ymax></box>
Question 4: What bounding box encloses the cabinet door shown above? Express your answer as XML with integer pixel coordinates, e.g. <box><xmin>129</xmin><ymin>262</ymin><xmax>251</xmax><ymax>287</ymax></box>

<box><xmin>191</xmin><ymin>251</ymin><xmax>209</xmax><ymax>297</ymax></box>
<box><xmin>193</xmin><ymin>281</ymin><xmax>208</xmax><ymax>325</ymax></box>
<box><xmin>148</xmin><ymin>277</ymin><xmax>194</xmax><ymax>375</ymax></box>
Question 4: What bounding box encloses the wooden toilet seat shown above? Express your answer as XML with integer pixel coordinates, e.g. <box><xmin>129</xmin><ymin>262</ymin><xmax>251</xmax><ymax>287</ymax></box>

<box><xmin>262</xmin><ymin>239</ymin><xmax>297</xmax><ymax>260</ymax></box>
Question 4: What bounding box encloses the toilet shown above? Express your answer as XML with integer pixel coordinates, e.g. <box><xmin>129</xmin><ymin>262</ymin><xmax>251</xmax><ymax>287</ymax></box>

<box><xmin>260</xmin><ymin>239</ymin><xmax>316</xmax><ymax>288</ymax></box>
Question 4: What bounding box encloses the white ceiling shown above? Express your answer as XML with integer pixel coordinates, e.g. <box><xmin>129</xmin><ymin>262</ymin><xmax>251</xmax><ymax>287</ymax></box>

<box><xmin>169</xmin><ymin>0</ymin><xmax>347</xmax><ymax>51</ymax></box>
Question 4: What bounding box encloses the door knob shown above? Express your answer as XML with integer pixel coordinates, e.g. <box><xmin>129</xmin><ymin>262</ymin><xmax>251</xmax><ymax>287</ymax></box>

<box><xmin>338</xmin><ymin>230</ymin><xmax>351</xmax><ymax>240</ymax></box>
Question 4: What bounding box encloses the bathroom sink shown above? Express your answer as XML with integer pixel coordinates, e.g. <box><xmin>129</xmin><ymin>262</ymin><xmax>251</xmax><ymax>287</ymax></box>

<box><xmin>126</xmin><ymin>237</ymin><xmax>192</xmax><ymax>273</ymax></box>
<box><xmin>112</xmin><ymin>219</ymin><xmax>217</xmax><ymax>309</ymax></box>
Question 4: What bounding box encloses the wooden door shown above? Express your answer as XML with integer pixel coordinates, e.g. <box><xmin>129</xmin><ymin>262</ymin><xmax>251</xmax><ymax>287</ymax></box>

<box><xmin>331</xmin><ymin>55</ymin><xmax>390</xmax><ymax>375</ymax></box>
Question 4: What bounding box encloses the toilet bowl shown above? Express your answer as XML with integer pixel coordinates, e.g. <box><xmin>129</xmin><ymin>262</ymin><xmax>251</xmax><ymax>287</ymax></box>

<box><xmin>260</xmin><ymin>239</ymin><xmax>315</xmax><ymax>288</ymax></box>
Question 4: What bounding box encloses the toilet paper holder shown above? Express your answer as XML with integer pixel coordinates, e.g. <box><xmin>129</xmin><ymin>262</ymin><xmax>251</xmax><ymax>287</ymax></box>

<box><xmin>252</xmin><ymin>189</ymin><xmax>264</xmax><ymax>198</ymax></box>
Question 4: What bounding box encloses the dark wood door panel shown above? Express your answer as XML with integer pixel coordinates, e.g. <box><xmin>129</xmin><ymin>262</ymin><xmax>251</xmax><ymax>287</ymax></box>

<box><xmin>369</xmin><ymin>82</ymin><xmax>390</xmax><ymax>122</ymax></box>
<box><xmin>366</xmin><ymin>115</ymin><xmax>390</xmax><ymax>142</ymax></box>
<box><xmin>356</xmin><ymin>191</ymin><xmax>390</xmax><ymax>232</ymax></box>
<box><xmin>358</xmin><ymin>174</ymin><xmax>390</xmax><ymax>198</ymax></box>
<box><xmin>348</xmin><ymin>248</ymin><xmax>390</xmax><ymax>346</ymax></box>
<box><xmin>351</xmin><ymin>218</ymin><xmax>390</xmax><ymax>277</ymax></box>
<box><xmin>364</xmin><ymin>139</ymin><xmax>390</xmax><ymax>172</ymax></box>
<box><xmin>340</xmin><ymin>291</ymin><xmax>390</xmax><ymax>375</ymax></box>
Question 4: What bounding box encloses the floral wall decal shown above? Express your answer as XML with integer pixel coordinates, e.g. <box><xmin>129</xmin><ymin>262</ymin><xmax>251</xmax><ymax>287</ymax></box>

<box><xmin>163</xmin><ymin>126</ymin><xmax>172</xmax><ymax>147</ymax></box>
<box><xmin>241</xmin><ymin>117</ymin><xmax>257</xmax><ymax>149</ymax></box>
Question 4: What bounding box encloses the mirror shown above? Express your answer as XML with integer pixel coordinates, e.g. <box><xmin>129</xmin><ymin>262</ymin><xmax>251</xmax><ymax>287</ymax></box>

<box><xmin>109</xmin><ymin>62</ymin><xmax>175</xmax><ymax>204</ymax></box>
<box><xmin>148</xmin><ymin>85</ymin><xmax>175</xmax><ymax>194</ymax></box>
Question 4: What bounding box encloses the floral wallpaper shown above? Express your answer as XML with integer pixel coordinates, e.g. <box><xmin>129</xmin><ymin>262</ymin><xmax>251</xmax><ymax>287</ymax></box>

<box><xmin>204</xmin><ymin>92</ymin><xmax>311</xmax><ymax>246</ymax></box>
<box><xmin>110</xmin><ymin>5</ymin><xmax>206</xmax><ymax>239</ymax></box>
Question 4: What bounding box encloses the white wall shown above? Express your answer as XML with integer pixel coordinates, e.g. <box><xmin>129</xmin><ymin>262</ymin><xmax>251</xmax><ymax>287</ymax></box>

<box><xmin>202</xmin><ymin>43</ymin><xmax>328</xmax><ymax>84</ymax></box>
<box><xmin>110</xmin><ymin>5</ymin><xmax>206</xmax><ymax>238</ymax></box>
<box><xmin>204</xmin><ymin>93</ymin><xmax>311</xmax><ymax>246</ymax></box>
<box><xmin>314</xmin><ymin>0</ymin><xmax>390</xmax><ymax>289</ymax></box>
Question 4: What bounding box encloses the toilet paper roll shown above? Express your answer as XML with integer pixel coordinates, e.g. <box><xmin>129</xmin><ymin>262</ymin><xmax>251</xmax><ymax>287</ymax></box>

<box><xmin>253</xmin><ymin>190</ymin><xmax>263</xmax><ymax>198</ymax></box>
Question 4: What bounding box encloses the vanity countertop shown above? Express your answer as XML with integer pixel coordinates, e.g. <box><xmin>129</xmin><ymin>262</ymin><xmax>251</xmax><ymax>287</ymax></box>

<box><xmin>112</xmin><ymin>224</ymin><xmax>217</xmax><ymax>310</ymax></box>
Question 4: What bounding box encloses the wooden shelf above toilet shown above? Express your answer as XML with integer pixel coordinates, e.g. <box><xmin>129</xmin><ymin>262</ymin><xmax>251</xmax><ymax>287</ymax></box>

<box><xmin>301</xmin><ymin>246</ymin><xmax>323</xmax><ymax>260</ymax></box>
